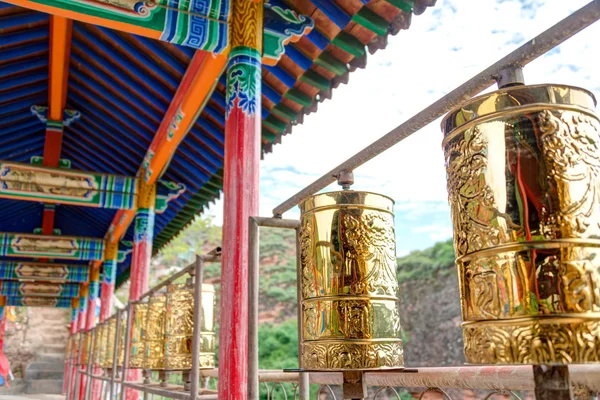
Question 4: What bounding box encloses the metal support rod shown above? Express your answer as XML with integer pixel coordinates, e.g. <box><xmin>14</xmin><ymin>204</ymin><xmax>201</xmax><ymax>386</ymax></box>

<box><xmin>534</xmin><ymin>365</ymin><xmax>574</xmax><ymax>400</ymax></box>
<box><xmin>248</xmin><ymin>217</ymin><xmax>260</xmax><ymax>400</ymax></box>
<box><xmin>189</xmin><ymin>254</ymin><xmax>207</xmax><ymax>399</ymax></box>
<box><xmin>295</xmin><ymin>225</ymin><xmax>309</xmax><ymax>400</ymax></box>
<box><xmin>85</xmin><ymin>328</ymin><xmax>96</xmax><ymax>400</ymax></box>
<box><xmin>272</xmin><ymin>0</ymin><xmax>600</xmax><ymax>217</ymax></box>
<box><xmin>248</xmin><ymin>217</ymin><xmax>301</xmax><ymax>400</ymax></box>
<box><xmin>119</xmin><ymin>303</ymin><xmax>134</xmax><ymax>400</ymax></box>
<box><xmin>110</xmin><ymin>310</ymin><xmax>123</xmax><ymax>400</ymax></box>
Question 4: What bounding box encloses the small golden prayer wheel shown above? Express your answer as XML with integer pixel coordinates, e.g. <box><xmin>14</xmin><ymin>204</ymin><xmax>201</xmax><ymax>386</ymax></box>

<box><xmin>103</xmin><ymin>317</ymin><xmax>116</xmax><ymax>368</ymax></box>
<box><xmin>94</xmin><ymin>323</ymin><xmax>106</xmax><ymax>367</ymax></box>
<box><xmin>143</xmin><ymin>294</ymin><xmax>167</xmax><ymax>370</ymax></box>
<box><xmin>117</xmin><ymin>312</ymin><xmax>127</xmax><ymax>367</ymax></box>
<box><xmin>442</xmin><ymin>84</ymin><xmax>600</xmax><ymax>364</ymax></box>
<box><xmin>129</xmin><ymin>302</ymin><xmax>149</xmax><ymax>368</ymax></box>
<box><xmin>299</xmin><ymin>191</ymin><xmax>404</xmax><ymax>370</ymax></box>
<box><xmin>164</xmin><ymin>282</ymin><xmax>216</xmax><ymax>370</ymax></box>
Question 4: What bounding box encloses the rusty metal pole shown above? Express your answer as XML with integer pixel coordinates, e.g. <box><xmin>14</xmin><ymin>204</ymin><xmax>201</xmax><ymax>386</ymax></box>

<box><xmin>189</xmin><ymin>254</ymin><xmax>206</xmax><ymax>399</ymax></box>
<box><xmin>295</xmin><ymin>225</ymin><xmax>309</xmax><ymax>400</ymax></box>
<box><xmin>533</xmin><ymin>365</ymin><xmax>574</xmax><ymax>400</ymax></box>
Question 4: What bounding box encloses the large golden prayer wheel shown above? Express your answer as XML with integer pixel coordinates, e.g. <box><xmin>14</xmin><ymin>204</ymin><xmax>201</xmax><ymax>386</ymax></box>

<box><xmin>129</xmin><ymin>302</ymin><xmax>149</xmax><ymax>368</ymax></box>
<box><xmin>103</xmin><ymin>317</ymin><xmax>116</xmax><ymax>368</ymax></box>
<box><xmin>164</xmin><ymin>281</ymin><xmax>216</xmax><ymax>370</ymax></box>
<box><xmin>117</xmin><ymin>312</ymin><xmax>126</xmax><ymax>367</ymax></box>
<box><xmin>442</xmin><ymin>84</ymin><xmax>600</xmax><ymax>364</ymax></box>
<box><xmin>299</xmin><ymin>191</ymin><xmax>403</xmax><ymax>370</ymax></box>
<box><xmin>143</xmin><ymin>294</ymin><xmax>166</xmax><ymax>370</ymax></box>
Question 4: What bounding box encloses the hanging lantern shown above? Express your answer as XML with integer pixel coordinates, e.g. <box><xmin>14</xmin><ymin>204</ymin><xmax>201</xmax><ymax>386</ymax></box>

<box><xmin>299</xmin><ymin>191</ymin><xmax>403</xmax><ymax>370</ymax></box>
<box><xmin>129</xmin><ymin>302</ymin><xmax>149</xmax><ymax>368</ymax></box>
<box><xmin>103</xmin><ymin>317</ymin><xmax>116</xmax><ymax>368</ymax></box>
<box><xmin>164</xmin><ymin>281</ymin><xmax>216</xmax><ymax>370</ymax></box>
<box><xmin>441</xmin><ymin>83</ymin><xmax>600</xmax><ymax>364</ymax></box>
<box><xmin>143</xmin><ymin>294</ymin><xmax>167</xmax><ymax>370</ymax></box>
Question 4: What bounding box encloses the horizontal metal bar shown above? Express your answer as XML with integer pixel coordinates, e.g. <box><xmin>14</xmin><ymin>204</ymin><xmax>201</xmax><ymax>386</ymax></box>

<box><xmin>272</xmin><ymin>0</ymin><xmax>600</xmax><ymax>217</ymax></box>
<box><xmin>122</xmin><ymin>382</ymin><xmax>217</xmax><ymax>400</ymax></box>
<box><xmin>252</xmin><ymin>216</ymin><xmax>300</xmax><ymax>229</ymax></box>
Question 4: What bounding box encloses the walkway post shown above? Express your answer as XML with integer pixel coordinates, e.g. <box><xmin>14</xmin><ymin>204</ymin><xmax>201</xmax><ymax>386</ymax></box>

<box><xmin>219</xmin><ymin>1</ymin><xmax>263</xmax><ymax>398</ymax></box>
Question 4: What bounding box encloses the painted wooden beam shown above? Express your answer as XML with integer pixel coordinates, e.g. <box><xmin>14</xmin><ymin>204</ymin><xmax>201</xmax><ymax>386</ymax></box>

<box><xmin>5</xmin><ymin>296</ymin><xmax>73</xmax><ymax>308</ymax></box>
<box><xmin>0</xmin><ymin>260</ymin><xmax>89</xmax><ymax>283</ymax></box>
<box><xmin>0</xmin><ymin>232</ymin><xmax>104</xmax><ymax>261</ymax></box>
<box><xmin>2</xmin><ymin>0</ymin><xmax>230</xmax><ymax>53</ymax></box>
<box><xmin>0</xmin><ymin>281</ymin><xmax>81</xmax><ymax>298</ymax></box>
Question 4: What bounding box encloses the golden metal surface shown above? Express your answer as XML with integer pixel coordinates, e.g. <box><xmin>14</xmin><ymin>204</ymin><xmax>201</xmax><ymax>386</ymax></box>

<box><xmin>164</xmin><ymin>282</ymin><xmax>216</xmax><ymax>371</ymax></box>
<box><xmin>103</xmin><ymin>317</ymin><xmax>116</xmax><ymax>368</ymax></box>
<box><xmin>65</xmin><ymin>335</ymin><xmax>72</xmax><ymax>359</ymax></box>
<box><xmin>442</xmin><ymin>84</ymin><xmax>600</xmax><ymax>364</ymax></box>
<box><xmin>299</xmin><ymin>191</ymin><xmax>404</xmax><ymax>370</ymax></box>
<box><xmin>79</xmin><ymin>331</ymin><xmax>90</xmax><ymax>365</ymax></box>
<box><xmin>117</xmin><ymin>312</ymin><xmax>126</xmax><ymax>367</ymax></box>
<box><xmin>143</xmin><ymin>294</ymin><xmax>166</xmax><ymax>370</ymax></box>
<box><xmin>72</xmin><ymin>333</ymin><xmax>80</xmax><ymax>362</ymax></box>
<box><xmin>94</xmin><ymin>323</ymin><xmax>106</xmax><ymax>367</ymax></box>
<box><xmin>129</xmin><ymin>303</ymin><xmax>148</xmax><ymax>368</ymax></box>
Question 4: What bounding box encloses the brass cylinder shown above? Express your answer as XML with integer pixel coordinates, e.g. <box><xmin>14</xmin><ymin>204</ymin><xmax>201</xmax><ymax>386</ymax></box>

<box><xmin>299</xmin><ymin>191</ymin><xmax>404</xmax><ymax>370</ymax></box>
<box><xmin>164</xmin><ymin>281</ymin><xmax>216</xmax><ymax>371</ymax></box>
<box><xmin>143</xmin><ymin>294</ymin><xmax>166</xmax><ymax>370</ymax></box>
<box><xmin>65</xmin><ymin>335</ymin><xmax>72</xmax><ymax>360</ymax></box>
<box><xmin>129</xmin><ymin>302</ymin><xmax>149</xmax><ymax>368</ymax></box>
<box><xmin>117</xmin><ymin>312</ymin><xmax>126</xmax><ymax>367</ymax></box>
<box><xmin>103</xmin><ymin>317</ymin><xmax>116</xmax><ymax>368</ymax></box>
<box><xmin>72</xmin><ymin>332</ymin><xmax>80</xmax><ymax>363</ymax></box>
<box><xmin>94</xmin><ymin>323</ymin><xmax>106</xmax><ymax>367</ymax></box>
<box><xmin>442</xmin><ymin>84</ymin><xmax>600</xmax><ymax>364</ymax></box>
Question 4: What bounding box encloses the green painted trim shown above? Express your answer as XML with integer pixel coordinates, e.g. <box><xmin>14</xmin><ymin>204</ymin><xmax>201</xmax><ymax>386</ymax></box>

<box><xmin>262</xmin><ymin>130</ymin><xmax>278</xmax><ymax>143</ymax></box>
<box><xmin>386</xmin><ymin>0</ymin><xmax>414</xmax><ymax>12</ymax></box>
<box><xmin>314</xmin><ymin>52</ymin><xmax>347</xmax><ymax>76</ymax></box>
<box><xmin>352</xmin><ymin>8</ymin><xmax>389</xmax><ymax>36</ymax></box>
<box><xmin>300</xmin><ymin>70</ymin><xmax>330</xmax><ymax>92</ymax></box>
<box><xmin>332</xmin><ymin>32</ymin><xmax>365</xmax><ymax>58</ymax></box>
<box><xmin>270</xmin><ymin>104</ymin><xmax>296</xmax><ymax>121</ymax></box>
<box><xmin>285</xmin><ymin>88</ymin><xmax>313</xmax><ymax>108</ymax></box>
<box><xmin>263</xmin><ymin>116</ymin><xmax>287</xmax><ymax>133</ymax></box>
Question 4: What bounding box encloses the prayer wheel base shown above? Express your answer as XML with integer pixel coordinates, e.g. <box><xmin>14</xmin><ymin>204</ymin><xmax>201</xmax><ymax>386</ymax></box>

<box><xmin>301</xmin><ymin>341</ymin><xmax>404</xmax><ymax>371</ymax></box>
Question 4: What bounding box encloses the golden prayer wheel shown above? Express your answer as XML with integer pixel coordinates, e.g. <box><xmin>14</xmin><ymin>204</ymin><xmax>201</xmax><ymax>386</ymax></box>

<box><xmin>94</xmin><ymin>323</ymin><xmax>106</xmax><ymax>367</ymax></box>
<box><xmin>71</xmin><ymin>333</ymin><xmax>80</xmax><ymax>363</ymax></box>
<box><xmin>143</xmin><ymin>294</ymin><xmax>167</xmax><ymax>370</ymax></box>
<box><xmin>299</xmin><ymin>191</ymin><xmax>404</xmax><ymax>370</ymax></box>
<box><xmin>164</xmin><ymin>282</ymin><xmax>216</xmax><ymax>370</ymax></box>
<box><xmin>79</xmin><ymin>331</ymin><xmax>90</xmax><ymax>365</ymax></box>
<box><xmin>129</xmin><ymin>302</ymin><xmax>149</xmax><ymax>368</ymax></box>
<box><xmin>103</xmin><ymin>317</ymin><xmax>116</xmax><ymax>368</ymax></box>
<box><xmin>442</xmin><ymin>84</ymin><xmax>600</xmax><ymax>364</ymax></box>
<box><xmin>65</xmin><ymin>335</ymin><xmax>72</xmax><ymax>360</ymax></box>
<box><xmin>117</xmin><ymin>312</ymin><xmax>127</xmax><ymax>367</ymax></box>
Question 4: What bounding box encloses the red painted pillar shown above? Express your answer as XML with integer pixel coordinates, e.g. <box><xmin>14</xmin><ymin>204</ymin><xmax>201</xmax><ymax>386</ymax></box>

<box><xmin>126</xmin><ymin>181</ymin><xmax>156</xmax><ymax>400</ymax></box>
<box><xmin>218</xmin><ymin>2</ymin><xmax>263</xmax><ymax>399</ymax></box>
<box><xmin>79</xmin><ymin>268</ymin><xmax>100</xmax><ymax>399</ymax></box>
<box><xmin>0</xmin><ymin>300</ymin><xmax>9</xmax><ymax>386</ymax></box>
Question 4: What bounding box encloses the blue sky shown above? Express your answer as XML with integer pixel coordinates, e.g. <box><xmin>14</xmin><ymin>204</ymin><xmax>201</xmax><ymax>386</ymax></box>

<box><xmin>205</xmin><ymin>0</ymin><xmax>600</xmax><ymax>257</ymax></box>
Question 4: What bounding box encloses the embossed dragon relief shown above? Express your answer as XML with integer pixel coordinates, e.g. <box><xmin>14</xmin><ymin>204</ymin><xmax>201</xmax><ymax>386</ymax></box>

<box><xmin>445</xmin><ymin>126</ymin><xmax>507</xmax><ymax>257</ymax></box>
<box><xmin>463</xmin><ymin>319</ymin><xmax>600</xmax><ymax>364</ymax></box>
<box><xmin>462</xmin><ymin>246</ymin><xmax>600</xmax><ymax>320</ymax></box>
<box><xmin>301</xmin><ymin>342</ymin><xmax>404</xmax><ymax>370</ymax></box>
<box><xmin>538</xmin><ymin>110</ymin><xmax>600</xmax><ymax>239</ymax></box>
<box><xmin>300</xmin><ymin>211</ymin><xmax>398</xmax><ymax>300</ymax></box>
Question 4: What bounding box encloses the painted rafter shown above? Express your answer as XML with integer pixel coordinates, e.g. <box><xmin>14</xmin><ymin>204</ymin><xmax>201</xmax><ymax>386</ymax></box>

<box><xmin>0</xmin><ymin>160</ymin><xmax>185</xmax><ymax>211</ymax></box>
<box><xmin>2</xmin><ymin>0</ymin><xmax>230</xmax><ymax>53</ymax></box>
<box><xmin>0</xmin><ymin>232</ymin><xmax>104</xmax><ymax>261</ymax></box>
<box><xmin>0</xmin><ymin>260</ymin><xmax>90</xmax><ymax>282</ymax></box>
<box><xmin>0</xmin><ymin>280</ymin><xmax>81</xmax><ymax>298</ymax></box>
<box><xmin>5</xmin><ymin>296</ymin><xmax>74</xmax><ymax>308</ymax></box>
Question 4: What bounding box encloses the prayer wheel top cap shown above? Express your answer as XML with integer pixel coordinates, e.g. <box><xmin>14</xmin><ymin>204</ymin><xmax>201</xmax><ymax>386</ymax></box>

<box><xmin>299</xmin><ymin>190</ymin><xmax>394</xmax><ymax>214</ymax></box>
<box><xmin>441</xmin><ymin>84</ymin><xmax>597</xmax><ymax>142</ymax></box>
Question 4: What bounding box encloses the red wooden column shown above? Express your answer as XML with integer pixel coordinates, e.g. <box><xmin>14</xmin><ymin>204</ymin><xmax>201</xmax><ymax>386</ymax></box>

<box><xmin>218</xmin><ymin>1</ymin><xmax>263</xmax><ymax>399</ymax></box>
<box><xmin>63</xmin><ymin>306</ymin><xmax>78</xmax><ymax>394</ymax></box>
<box><xmin>79</xmin><ymin>267</ymin><xmax>100</xmax><ymax>399</ymax></box>
<box><xmin>126</xmin><ymin>181</ymin><xmax>156</xmax><ymax>400</ymax></box>
<box><xmin>0</xmin><ymin>297</ymin><xmax>8</xmax><ymax>385</ymax></box>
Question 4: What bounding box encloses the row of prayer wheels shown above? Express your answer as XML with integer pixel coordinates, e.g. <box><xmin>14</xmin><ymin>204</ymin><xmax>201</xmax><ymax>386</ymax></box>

<box><xmin>297</xmin><ymin>83</ymin><xmax>600</xmax><ymax>370</ymax></box>
<box><xmin>71</xmin><ymin>83</ymin><xmax>600</xmax><ymax>373</ymax></box>
<box><xmin>74</xmin><ymin>280</ymin><xmax>216</xmax><ymax>371</ymax></box>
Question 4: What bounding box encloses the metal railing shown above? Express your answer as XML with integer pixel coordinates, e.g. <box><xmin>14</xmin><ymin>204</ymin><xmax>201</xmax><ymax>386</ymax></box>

<box><xmin>66</xmin><ymin>250</ymin><xmax>221</xmax><ymax>400</ymax></box>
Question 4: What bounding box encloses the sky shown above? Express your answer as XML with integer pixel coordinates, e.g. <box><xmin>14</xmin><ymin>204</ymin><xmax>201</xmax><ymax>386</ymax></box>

<box><xmin>204</xmin><ymin>0</ymin><xmax>600</xmax><ymax>257</ymax></box>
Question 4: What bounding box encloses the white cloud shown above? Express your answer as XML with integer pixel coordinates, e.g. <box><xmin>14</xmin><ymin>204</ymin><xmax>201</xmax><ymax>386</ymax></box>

<box><xmin>205</xmin><ymin>0</ymin><xmax>600</xmax><ymax>253</ymax></box>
